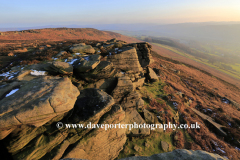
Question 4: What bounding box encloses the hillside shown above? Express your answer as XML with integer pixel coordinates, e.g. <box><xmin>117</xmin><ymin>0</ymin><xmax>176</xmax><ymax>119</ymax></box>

<box><xmin>0</xmin><ymin>28</ymin><xmax>239</xmax><ymax>160</ymax></box>
<box><xmin>0</xmin><ymin>28</ymin><xmax>140</xmax><ymax>74</ymax></box>
<box><xmin>0</xmin><ymin>27</ymin><xmax>139</xmax><ymax>43</ymax></box>
<box><xmin>151</xmin><ymin>43</ymin><xmax>240</xmax><ymax>89</ymax></box>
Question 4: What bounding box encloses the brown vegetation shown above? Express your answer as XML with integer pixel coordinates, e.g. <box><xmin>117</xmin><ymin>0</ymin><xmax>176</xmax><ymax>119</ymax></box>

<box><xmin>149</xmin><ymin>51</ymin><xmax>240</xmax><ymax>159</ymax></box>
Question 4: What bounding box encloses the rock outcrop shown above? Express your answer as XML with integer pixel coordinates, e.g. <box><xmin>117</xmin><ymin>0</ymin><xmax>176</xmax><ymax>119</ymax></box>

<box><xmin>2</xmin><ymin>38</ymin><xmax>234</xmax><ymax>160</ymax></box>
<box><xmin>0</xmin><ymin>76</ymin><xmax>79</xmax><ymax>140</ymax></box>
<box><xmin>77</xmin><ymin>61</ymin><xmax>116</xmax><ymax>82</ymax></box>
<box><xmin>125</xmin><ymin>108</ymin><xmax>150</xmax><ymax>136</ymax></box>
<box><xmin>86</xmin><ymin>77</ymin><xmax>118</xmax><ymax>94</ymax></box>
<box><xmin>119</xmin><ymin>149</ymin><xmax>228</xmax><ymax>160</ymax></box>
<box><xmin>143</xmin><ymin>109</ymin><xmax>155</xmax><ymax>124</ymax></box>
<box><xmin>107</xmin><ymin>47</ymin><xmax>143</xmax><ymax>72</ymax></box>
<box><xmin>121</xmin><ymin>91</ymin><xmax>144</xmax><ymax>110</ymax></box>
<box><xmin>2</xmin><ymin>88</ymin><xmax>125</xmax><ymax>160</ymax></box>
<box><xmin>135</xmin><ymin>42</ymin><xmax>154</xmax><ymax>68</ymax></box>
<box><xmin>63</xmin><ymin>105</ymin><xmax>126</xmax><ymax>160</ymax></box>
<box><xmin>112</xmin><ymin>76</ymin><xmax>134</xmax><ymax>103</ymax></box>
<box><xmin>74</xmin><ymin>55</ymin><xmax>101</xmax><ymax>73</ymax></box>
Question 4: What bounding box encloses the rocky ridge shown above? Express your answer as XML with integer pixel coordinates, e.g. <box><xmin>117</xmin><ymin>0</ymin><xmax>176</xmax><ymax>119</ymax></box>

<box><xmin>0</xmin><ymin>38</ymin><xmax>238</xmax><ymax>160</ymax></box>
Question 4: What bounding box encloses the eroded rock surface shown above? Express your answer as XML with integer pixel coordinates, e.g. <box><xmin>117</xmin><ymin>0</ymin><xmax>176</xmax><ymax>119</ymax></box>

<box><xmin>136</xmin><ymin>42</ymin><xmax>154</xmax><ymax>68</ymax></box>
<box><xmin>0</xmin><ymin>76</ymin><xmax>79</xmax><ymax>139</ymax></box>
<box><xmin>125</xmin><ymin>108</ymin><xmax>150</xmax><ymax>136</ymax></box>
<box><xmin>112</xmin><ymin>76</ymin><xmax>134</xmax><ymax>103</ymax></box>
<box><xmin>47</xmin><ymin>61</ymin><xmax>73</xmax><ymax>75</ymax></box>
<box><xmin>147</xmin><ymin>67</ymin><xmax>159</xmax><ymax>82</ymax></box>
<box><xmin>119</xmin><ymin>149</ymin><xmax>228</xmax><ymax>160</ymax></box>
<box><xmin>63</xmin><ymin>105</ymin><xmax>126</xmax><ymax>160</ymax></box>
<box><xmin>107</xmin><ymin>47</ymin><xmax>143</xmax><ymax>72</ymax></box>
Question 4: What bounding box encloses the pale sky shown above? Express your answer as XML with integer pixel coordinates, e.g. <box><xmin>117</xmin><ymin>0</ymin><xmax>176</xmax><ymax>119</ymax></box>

<box><xmin>0</xmin><ymin>0</ymin><xmax>240</xmax><ymax>27</ymax></box>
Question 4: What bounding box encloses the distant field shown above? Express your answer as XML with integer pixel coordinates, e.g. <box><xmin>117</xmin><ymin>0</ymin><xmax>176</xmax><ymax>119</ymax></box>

<box><xmin>152</xmin><ymin>43</ymin><xmax>240</xmax><ymax>80</ymax></box>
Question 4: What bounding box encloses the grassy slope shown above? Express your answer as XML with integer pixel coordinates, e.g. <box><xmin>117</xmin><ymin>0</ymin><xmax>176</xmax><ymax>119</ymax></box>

<box><xmin>152</xmin><ymin>43</ymin><xmax>240</xmax><ymax>80</ymax></box>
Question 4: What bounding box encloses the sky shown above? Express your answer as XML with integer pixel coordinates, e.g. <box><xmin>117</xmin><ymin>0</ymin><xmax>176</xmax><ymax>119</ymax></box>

<box><xmin>1</xmin><ymin>0</ymin><xmax>240</xmax><ymax>28</ymax></box>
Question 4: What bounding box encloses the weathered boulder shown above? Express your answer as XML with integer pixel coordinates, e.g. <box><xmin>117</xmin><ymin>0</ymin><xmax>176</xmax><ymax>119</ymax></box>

<box><xmin>107</xmin><ymin>47</ymin><xmax>143</xmax><ymax>72</ymax></box>
<box><xmin>77</xmin><ymin>61</ymin><xmax>116</xmax><ymax>82</ymax></box>
<box><xmin>130</xmin><ymin>42</ymin><xmax>154</xmax><ymax>68</ymax></box>
<box><xmin>70</xmin><ymin>44</ymin><xmax>95</xmax><ymax>54</ymax></box>
<box><xmin>147</xmin><ymin>67</ymin><xmax>159</xmax><ymax>82</ymax></box>
<box><xmin>161</xmin><ymin>141</ymin><xmax>169</xmax><ymax>152</ymax></box>
<box><xmin>47</xmin><ymin>61</ymin><xmax>73</xmax><ymax>75</ymax></box>
<box><xmin>134</xmin><ymin>145</ymin><xmax>142</xmax><ymax>152</ymax></box>
<box><xmin>132</xmin><ymin>77</ymin><xmax>145</xmax><ymax>89</ymax></box>
<box><xmin>0</xmin><ymin>76</ymin><xmax>79</xmax><ymax>139</ymax></box>
<box><xmin>121</xmin><ymin>91</ymin><xmax>144</xmax><ymax>110</ymax></box>
<box><xmin>3</xmin><ymin>88</ymin><xmax>120</xmax><ymax>160</ymax></box>
<box><xmin>86</xmin><ymin>77</ymin><xmax>118</xmax><ymax>94</ymax></box>
<box><xmin>71</xmin><ymin>88</ymin><xmax>115</xmax><ymax>122</ymax></box>
<box><xmin>119</xmin><ymin>149</ymin><xmax>228</xmax><ymax>160</ymax></box>
<box><xmin>125</xmin><ymin>108</ymin><xmax>150</xmax><ymax>136</ymax></box>
<box><xmin>112</xmin><ymin>76</ymin><xmax>134</xmax><ymax>103</ymax></box>
<box><xmin>142</xmin><ymin>109</ymin><xmax>163</xmax><ymax>133</ymax></box>
<box><xmin>84</xmin><ymin>54</ymin><xmax>101</xmax><ymax>61</ymax></box>
<box><xmin>74</xmin><ymin>55</ymin><xmax>101</xmax><ymax>73</ymax></box>
<box><xmin>103</xmin><ymin>43</ymin><xmax>115</xmax><ymax>50</ymax></box>
<box><xmin>63</xmin><ymin>105</ymin><xmax>127</xmax><ymax>160</ymax></box>
<box><xmin>143</xmin><ymin>109</ymin><xmax>155</xmax><ymax>124</ymax></box>
<box><xmin>74</xmin><ymin>60</ymin><xmax>100</xmax><ymax>73</ymax></box>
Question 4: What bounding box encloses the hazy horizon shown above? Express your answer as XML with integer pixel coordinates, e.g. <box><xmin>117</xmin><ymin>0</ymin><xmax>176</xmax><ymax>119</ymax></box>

<box><xmin>1</xmin><ymin>0</ymin><xmax>240</xmax><ymax>28</ymax></box>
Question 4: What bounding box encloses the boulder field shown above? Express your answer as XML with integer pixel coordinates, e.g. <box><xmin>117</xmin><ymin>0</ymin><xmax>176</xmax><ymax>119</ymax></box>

<box><xmin>0</xmin><ymin>39</ymin><xmax>227</xmax><ymax>160</ymax></box>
